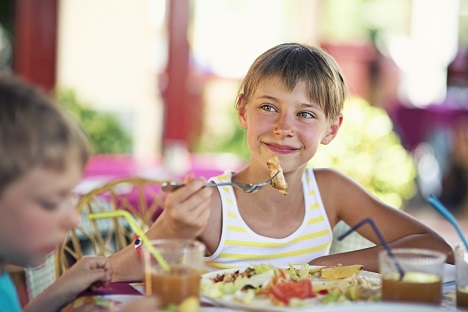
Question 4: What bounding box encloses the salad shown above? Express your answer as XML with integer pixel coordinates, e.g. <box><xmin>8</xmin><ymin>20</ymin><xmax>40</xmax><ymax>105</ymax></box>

<box><xmin>200</xmin><ymin>263</ymin><xmax>381</xmax><ymax>308</ymax></box>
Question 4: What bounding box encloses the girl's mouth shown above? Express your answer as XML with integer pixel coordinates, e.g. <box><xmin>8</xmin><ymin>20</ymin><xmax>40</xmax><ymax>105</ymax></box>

<box><xmin>265</xmin><ymin>143</ymin><xmax>298</xmax><ymax>154</ymax></box>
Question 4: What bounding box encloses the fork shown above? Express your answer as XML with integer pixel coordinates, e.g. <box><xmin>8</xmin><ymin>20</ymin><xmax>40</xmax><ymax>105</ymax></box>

<box><xmin>161</xmin><ymin>171</ymin><xmax>279</xmax><ymax>193</ymax></box>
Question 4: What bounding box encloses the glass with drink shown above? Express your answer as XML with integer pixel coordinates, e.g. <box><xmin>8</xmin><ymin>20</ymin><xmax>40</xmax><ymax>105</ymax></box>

<box><xmin>379</xmin><ymin>248</ymin><xmax>446</xmax><ymax>305</ymax></box>
<box><xmin>143</xmin><ymin>239</ymin><xmax>205</xmax><ymax>308</ymax></box>
<box><xmin>456</xmin><ymin>242</ymin><xmax>468</xmax><ymax>309</ymax></box>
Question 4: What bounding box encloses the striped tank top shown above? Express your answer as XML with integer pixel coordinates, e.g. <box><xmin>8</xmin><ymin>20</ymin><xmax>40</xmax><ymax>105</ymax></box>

<box><xmin>204</xmin><ymin>167</ymin><xmax>333</xmax><ymax>270</ymax></box>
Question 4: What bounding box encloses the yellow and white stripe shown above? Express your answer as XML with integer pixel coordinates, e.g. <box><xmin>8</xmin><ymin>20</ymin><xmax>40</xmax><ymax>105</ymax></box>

<box><xmin>204</xmin><ymin>168</ymin><xmax>333</xmax><ymax>271</ymax></box>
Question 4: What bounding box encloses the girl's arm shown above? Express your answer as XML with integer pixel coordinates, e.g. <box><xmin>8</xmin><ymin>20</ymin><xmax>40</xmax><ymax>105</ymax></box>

<box><xmin>312</xmin><ymin>169</ymin><xmax>454</xmax><ymax>272</ymax></box>
<box><xmin>109</xmin><ymin>173</ymin><xmax>213</xmax><ymax>282</ymax></box>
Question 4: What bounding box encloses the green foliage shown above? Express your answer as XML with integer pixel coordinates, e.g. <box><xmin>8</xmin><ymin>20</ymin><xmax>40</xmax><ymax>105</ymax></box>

<box><xmin>55</xmin><ymin>88</ymin><xmax>132</xmax><ymax>154</ymax></box>
<box><xmin>194</xmin><ymin>105</ymin><xmax>251</xmax><ymax>160</ymax></box>
<box><xmin>311</xmin><ymin>98</ymin><xmax>417</xmax><ymax>208</ymax></box>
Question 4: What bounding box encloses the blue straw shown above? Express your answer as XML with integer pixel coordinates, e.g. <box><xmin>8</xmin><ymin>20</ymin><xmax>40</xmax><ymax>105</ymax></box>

<box><xmin>428</xmin><ymin>194</ymin><xmax>468</xmax><ymax>251</ymax></box>
<box><xmin>338</xmin><ymin>217</ymin><xmax>405</xmax><ymax>278</ymax></box>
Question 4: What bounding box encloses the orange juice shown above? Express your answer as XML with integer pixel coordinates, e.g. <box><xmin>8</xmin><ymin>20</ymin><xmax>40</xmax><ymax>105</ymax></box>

<box><xmin>382</xmin><ymin>272</ymin><xmax>442</xmax><ymax>305</ymax></box>
<box><xmin>146</xmin><ymin>265</ymin><xmax>200</xmax><ymax>307</ymax></box>
<box><xmin>457</xmin><ymin>285</ymin><xmax>468</xmax><ymax>308</ymax></box>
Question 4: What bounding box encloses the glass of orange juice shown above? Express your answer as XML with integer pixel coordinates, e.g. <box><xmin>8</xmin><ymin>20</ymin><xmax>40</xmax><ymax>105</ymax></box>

<box><xmin>379</xmin><ymin>248</ymin><xmax>446</xmax><ymax>305</ymax></box>
<box><xmin>456</xmin><ymin>242</ymin><xmax>468</xmax><ymax>309</ymax></box>
<box><xmin>143</xmin><ymin>239</ymin><xmax>205</xmax><ymax>308</ymax></box>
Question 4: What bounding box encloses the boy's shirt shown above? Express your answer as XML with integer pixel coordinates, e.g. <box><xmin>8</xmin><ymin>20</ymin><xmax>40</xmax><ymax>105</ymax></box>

<box><xmin>0</xmin><ymin>270</ymin><xmax>22</xmax><ymax>312</ymax></box>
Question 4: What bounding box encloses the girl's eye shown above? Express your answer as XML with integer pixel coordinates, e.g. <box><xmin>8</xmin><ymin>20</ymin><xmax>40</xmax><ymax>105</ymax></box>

<box><xmin>298</xmin><ymin>111</ymin><xmax>314</xmax><ymax>119</ymax></box>
<box><xmin>260</xmin><ymin>104</ymin><xmax>276</xmax><ymax>112</ymax></box>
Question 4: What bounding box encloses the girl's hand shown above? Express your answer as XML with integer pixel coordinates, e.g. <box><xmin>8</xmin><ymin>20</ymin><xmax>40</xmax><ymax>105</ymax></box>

<box><xmin>158</xmin><ymin>172</ymin><xmax>213</xmax><ymax>238</ymax></box>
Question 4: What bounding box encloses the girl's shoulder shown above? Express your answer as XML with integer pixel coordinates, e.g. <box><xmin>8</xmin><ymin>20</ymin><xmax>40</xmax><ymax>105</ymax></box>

<box><xmin>311</xmin><ymin>167</ymin><xmax>354</xmax><ymax>187</ymax></box>
<box><xmin>311</xmin><ymin>167</ymin><xmax>341</xmax><ymax>178</ymax></box>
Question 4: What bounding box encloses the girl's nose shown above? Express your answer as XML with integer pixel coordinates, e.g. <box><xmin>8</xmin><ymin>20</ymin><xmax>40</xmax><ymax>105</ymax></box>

<box><xmin>274</xmin><ymin>114</ymin><xmax>294</xmax><ymax>137</ymax></box>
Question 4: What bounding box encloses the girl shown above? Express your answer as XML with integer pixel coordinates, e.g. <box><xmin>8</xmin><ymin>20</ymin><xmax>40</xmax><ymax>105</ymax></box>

<box><xmin>110</xmin><ymin>43</ymin><xmax>453</xmax><ymax>281</ymax></box>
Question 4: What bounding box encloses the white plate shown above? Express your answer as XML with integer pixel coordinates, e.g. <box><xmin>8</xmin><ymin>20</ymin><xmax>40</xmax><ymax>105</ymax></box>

<box><xmin>63</xmin><ymin>294</ymin><xmax>140</xmax><ymax>312</ymax></box>
<box><xmin>201</xmin><ymin>266</ymin><xmax>381</xmax><ymax>311</ymax></box>
<box><xmin>279</xmin><ymin>302</ymin><xmax>448</xmax><ymax>311</ymax></box>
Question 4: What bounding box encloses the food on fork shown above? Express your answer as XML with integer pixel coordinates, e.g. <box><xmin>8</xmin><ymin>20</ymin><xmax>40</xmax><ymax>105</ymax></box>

<box><xmin>267</xmin><ymin>155</ymin><xmax>288</xmax><ymax>195</ymax></box>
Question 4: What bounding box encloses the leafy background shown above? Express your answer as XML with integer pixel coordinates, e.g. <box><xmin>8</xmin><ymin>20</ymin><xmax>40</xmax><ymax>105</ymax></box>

<box><xmin>56</xmin><ymin>88</ymin><xmax>132</xmax><ymax>154</ymax></box>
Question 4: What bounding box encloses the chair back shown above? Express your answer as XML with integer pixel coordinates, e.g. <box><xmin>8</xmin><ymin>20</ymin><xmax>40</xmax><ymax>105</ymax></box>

<box><xmin>55</xmin><ymin>176</ymin><xmax>166</xmax><ymax>277</ymax></box>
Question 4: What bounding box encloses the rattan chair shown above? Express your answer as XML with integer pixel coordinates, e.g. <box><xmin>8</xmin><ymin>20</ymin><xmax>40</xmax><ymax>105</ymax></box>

<box><xmin>55</xmin><ymin>176</ymin><xmax>166</xmax><ymax>277</ymax></box>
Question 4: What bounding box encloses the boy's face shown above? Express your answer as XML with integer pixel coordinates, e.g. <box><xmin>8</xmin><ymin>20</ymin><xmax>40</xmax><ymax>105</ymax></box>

<box><xmin>0</xmin><ymin>160</ymin><xmax>82</xmax><ymax>267</ymax></box>
<box><xmin>238</xmin><ymin>76</ymin><xmax>342</xmax><ymax>172</ymax></box>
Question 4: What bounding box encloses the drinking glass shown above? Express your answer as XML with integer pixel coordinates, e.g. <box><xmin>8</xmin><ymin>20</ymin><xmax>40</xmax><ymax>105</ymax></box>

<box><xmin>456</xmin><ymin>242</ymin><xmax>468</xmax><ymax>309</ymax></box>
<box><xmin>379</xmin><ymin>248</ymin><xmax>446</xmax><ymax>305</ymax></box>
<box><xmin>143</xmin><ymin>239</ymin><xmax>205</xmax><ymax>307</ymax></box>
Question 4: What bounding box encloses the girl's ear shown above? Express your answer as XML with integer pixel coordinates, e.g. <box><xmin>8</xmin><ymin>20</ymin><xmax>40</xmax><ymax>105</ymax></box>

<box><xmin>321</xmin><ymin>114</ymin><xmax>343</xmax><ymax>145</ymax></box>
<box><xmin>237</xmin><ymin>94</ymin><xmax>248</xmax><ymax>129</ymax></box>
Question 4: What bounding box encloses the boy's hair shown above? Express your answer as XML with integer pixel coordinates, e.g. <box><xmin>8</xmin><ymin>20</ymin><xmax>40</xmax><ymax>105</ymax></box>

<box><xmin>237</xmin><ymin>43</ymin><xmax>347</xmax><ymax>121</ymax></box>
<box><xmin>0</xmin><ymin>75</ymin><xmax>90</xmax><ymax>195</ymax></box>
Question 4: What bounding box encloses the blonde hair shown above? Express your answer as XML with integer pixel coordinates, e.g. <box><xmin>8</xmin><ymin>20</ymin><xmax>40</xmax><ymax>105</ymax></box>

<box><xmin>237</xmin><ymin>43</ymin><xmax>347</xmax><ymax>122</ymax></box>
<box><xmin>0</xmin><ymin>75</ymin><xmax>90</xmax><ymax>195</ymax></box>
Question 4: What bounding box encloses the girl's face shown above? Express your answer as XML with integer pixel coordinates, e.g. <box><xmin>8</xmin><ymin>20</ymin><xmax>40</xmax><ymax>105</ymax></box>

<box><xmin>0</xmin><ymin>160</ymin><xmax>82</xmax><ymax>267</ymax></box>
<box><xmin>239</xmin><ymin>76</ymin><xmax>342</xmax><ymax>172</ymax></box>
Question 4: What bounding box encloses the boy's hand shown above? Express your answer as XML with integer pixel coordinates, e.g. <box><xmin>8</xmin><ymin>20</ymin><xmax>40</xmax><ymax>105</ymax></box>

<box><xmin>159</xmin><ymin>172</ymin><xmax>213</xmax><ymax>238</ymax></box>
<box><xmin>58</xmin><ymin>256</ymin><xmax>113</xmax><ymax>296</ymax></box>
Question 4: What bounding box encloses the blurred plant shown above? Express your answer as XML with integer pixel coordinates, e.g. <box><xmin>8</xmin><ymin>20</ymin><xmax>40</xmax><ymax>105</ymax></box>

<box><xmin>194</xmin><ymin>103</ymin><xmax>251</xmax><ymax>160</ymax></box>
<box><xmin>55</xmin><ymin>88</ymin><xmax>132</xmax><ymax>154</ymax></box>
<box><xmin>311</xmin><ymin>98</ymin><xmax>416</xmax><ymax>208</ymax></box>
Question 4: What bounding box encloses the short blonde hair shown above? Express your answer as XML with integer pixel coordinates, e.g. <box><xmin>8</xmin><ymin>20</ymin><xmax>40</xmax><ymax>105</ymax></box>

<box><xmin>0</xmin><ymin>75</ymin><xmax>90</xmax><ymax>195</ymax></box>
<box><xmin>237</xmin><ymin>43</ymin><xmax>347</xmax><ymax>122</ymax></box>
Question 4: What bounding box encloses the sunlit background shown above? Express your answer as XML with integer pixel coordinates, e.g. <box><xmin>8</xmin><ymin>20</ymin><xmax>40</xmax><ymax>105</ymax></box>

<box><xmin>1</xmin><ymin>0</ymin><xmax>468</xmax><ymax>211</ymax></box>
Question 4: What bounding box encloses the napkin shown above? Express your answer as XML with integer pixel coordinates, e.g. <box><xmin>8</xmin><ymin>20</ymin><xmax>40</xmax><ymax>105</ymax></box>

<box><xmin>443</xmin><ymin>263</ymin><xmax>456</xmax><ymax>284</ymax></box>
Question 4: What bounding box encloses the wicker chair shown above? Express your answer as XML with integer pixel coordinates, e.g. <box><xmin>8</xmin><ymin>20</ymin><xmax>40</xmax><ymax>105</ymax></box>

<box><xmin>55</xmin><ymin>176</ymin><xmax>166</xmax><ymax>277</ymax></box>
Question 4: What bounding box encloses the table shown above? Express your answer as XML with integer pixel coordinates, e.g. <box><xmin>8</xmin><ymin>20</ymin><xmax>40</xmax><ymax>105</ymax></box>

<box><xmin>61</xmin><ymin>278</ymin><xmax>458</xmax><ymax>311</ymax></box>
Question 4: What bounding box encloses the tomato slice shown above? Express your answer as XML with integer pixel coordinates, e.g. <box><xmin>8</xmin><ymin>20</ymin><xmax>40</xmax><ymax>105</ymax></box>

<box><xmin>269</xmin><ymin>279</ymin><xmax>313</xmax><ymax>304</ymax></box>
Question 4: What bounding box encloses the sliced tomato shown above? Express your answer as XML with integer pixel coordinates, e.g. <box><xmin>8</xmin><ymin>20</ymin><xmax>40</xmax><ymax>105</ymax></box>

<box><xmin>269</xmin><ymin>279</ymin><xmax>313</xmax><ymax>304</ymax></box>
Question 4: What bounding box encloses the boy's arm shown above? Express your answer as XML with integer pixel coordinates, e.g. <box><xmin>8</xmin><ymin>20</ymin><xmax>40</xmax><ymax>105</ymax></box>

<box><xmin>24</xmin><ymin>257</ymin><xmax>112</xmax><ymax>312</ymax></box>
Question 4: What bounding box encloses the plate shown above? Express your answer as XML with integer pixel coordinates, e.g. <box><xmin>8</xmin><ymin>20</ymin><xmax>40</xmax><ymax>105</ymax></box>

<box><xmin>61</xmin><ymin>294</ymin><xmax>140</xmax><ymax>312</ymax></box>
<box><xmin>277</xmin><ymin>302</ymin><xmax>448</xmax><ymax>311</ymax></box>
<box><xmin>201</xmin><ymin>266</ymin><xmax>381</xmax><ymax>311</ymax></box>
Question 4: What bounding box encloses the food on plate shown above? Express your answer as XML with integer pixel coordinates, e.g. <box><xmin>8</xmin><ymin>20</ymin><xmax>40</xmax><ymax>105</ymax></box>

<box><xmin>267</xmin><ymin>155</ymin><xmax>288</xmax><ymax>195</ymax></box>
<box><xmin>309</xmin><ymin>264</ymin><xmax>364</xmax><ymax>279</ymax></box>
<box><xmin>163</xmin><ymin>296</ymin><xmax>201</xmax><ymax>312</ymax></box>
<box><xmin>61</xmin><ymin>296</ymin><xmax>122</xmax><ymax>312</ymax></box>
<box><xmin>200</xmin><ymin>263</ymin><xmax>381</xmax><ymax>308</ymax></box>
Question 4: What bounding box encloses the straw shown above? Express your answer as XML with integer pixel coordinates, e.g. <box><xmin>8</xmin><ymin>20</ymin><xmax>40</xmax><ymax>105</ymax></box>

<box><xmin>338</xmin><ymin>217</ymin><xmax>405</xmax><ymax>278</ymax></box>
<box><xmin>428</xmin><ymin>194</ymin><xmax>468</xmax><ymax>251</ymax></box>
<box><xmin>88</xmin><ymin>210</ymin><xmax>170</xmax><ymax>272</ymax></box>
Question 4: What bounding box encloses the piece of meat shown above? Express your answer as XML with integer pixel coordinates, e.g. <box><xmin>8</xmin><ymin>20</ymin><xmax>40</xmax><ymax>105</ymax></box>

<box><xmin>267</xmin><ymin>155</ymin><xmax>288</xmax><ymax>195</ymax></box>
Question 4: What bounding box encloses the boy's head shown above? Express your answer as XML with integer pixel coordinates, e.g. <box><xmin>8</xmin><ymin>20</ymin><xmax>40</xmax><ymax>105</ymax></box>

<box><xmin>0</xmin><ymin>75</ymin><xmax>90</xmax><ymax>196</ymax></box>
<box><xmin>237</xmin><ymin>43</ymin><xmax>347</xmax><ymax>122</ymax></box>
<box><xmin>0</xmin><ymin>75</ymin><xmax>90</xmax><ymax>266</ymax></box>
